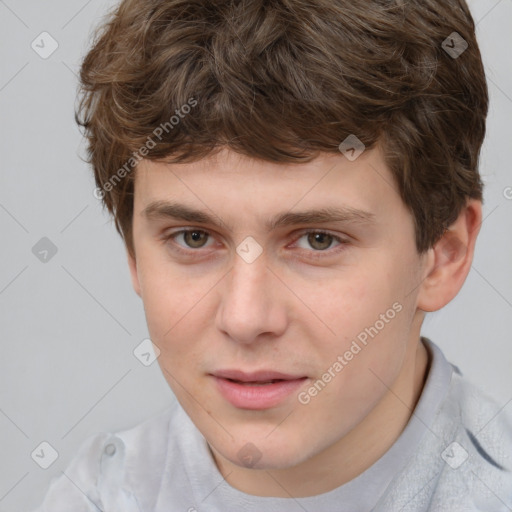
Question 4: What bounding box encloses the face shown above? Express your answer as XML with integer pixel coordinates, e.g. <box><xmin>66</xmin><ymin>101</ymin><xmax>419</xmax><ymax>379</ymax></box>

<box><xmin>128</xmin><ymin>145</ymin><xmax>428</xmax><ymax>472</ymax></box>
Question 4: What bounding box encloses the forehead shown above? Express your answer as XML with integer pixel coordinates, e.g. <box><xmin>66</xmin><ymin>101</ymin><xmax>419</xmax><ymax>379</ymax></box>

<box><xmin>132</xmin><ymin>145</ymin><xmax>405</xmax><ymax>231</ymax></box>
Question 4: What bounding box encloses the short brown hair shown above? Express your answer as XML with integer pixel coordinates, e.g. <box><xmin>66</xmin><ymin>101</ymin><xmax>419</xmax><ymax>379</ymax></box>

<box><xmin>76</xmin><ymin>0</ymin><xmax>488</xmax><ymax>259</ymax></box>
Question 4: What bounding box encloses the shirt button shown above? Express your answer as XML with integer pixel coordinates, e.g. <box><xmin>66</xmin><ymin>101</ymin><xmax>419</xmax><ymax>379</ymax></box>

<box><xmin>104</xmin><ymin>443</ymin><xmax>116</xmax><ymax>456</ymax></box>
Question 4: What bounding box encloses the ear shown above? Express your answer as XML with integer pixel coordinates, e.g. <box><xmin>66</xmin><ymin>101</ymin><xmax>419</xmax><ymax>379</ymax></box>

<box><xmin>127</xmin><ymin>248</ymin><xmax>142</xmax><ymax>297</ymax></box>
<box><xmin>416</xmin><ymin>199</ymin><xmax>482</xmax><ymax>312</ymax></box>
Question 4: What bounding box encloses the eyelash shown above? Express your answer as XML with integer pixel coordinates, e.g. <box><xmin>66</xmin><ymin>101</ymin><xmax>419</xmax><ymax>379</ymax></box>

<box><xmin>162</xmin><ymin>228</ymin><xmax>349</xmax><ymax>259</ymax></box>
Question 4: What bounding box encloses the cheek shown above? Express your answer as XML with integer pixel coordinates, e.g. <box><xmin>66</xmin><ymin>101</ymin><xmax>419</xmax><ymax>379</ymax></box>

<box><xmin>307</xmin><ymin>268</ymin><xmax>392</xmax><ymax>344</ymax></box>
<box><xmin>311</xmin><ymin>262</ymin><xmax>414</xmax><ymax>382</ymax></box>
<box><xmin>137</xmin><ymin>260</ymin><xmax>210</xmax><ymax>351</ymax></box>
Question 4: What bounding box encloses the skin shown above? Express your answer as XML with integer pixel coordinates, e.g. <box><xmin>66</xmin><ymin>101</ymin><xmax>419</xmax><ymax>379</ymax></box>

<box><xmin>127</xmin><ymin>144</ymin><xmax>481</xmax><ymax>498</ymax></box>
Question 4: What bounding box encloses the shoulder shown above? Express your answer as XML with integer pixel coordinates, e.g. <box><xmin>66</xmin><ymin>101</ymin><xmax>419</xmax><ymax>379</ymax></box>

<box><xmin>422</xmin><ymin>338</ymin><xmax>512</xmax><ymax>472</ymax></box>
<box><xmin>33</xmin><ymin>402</ymin><xmax>178</xmax><ymax>511</ymax></box>
<box><xmin>432</xmin><ymin>369</ymin><xmax>512</xmax><ymax>511</ymax></box>
<box><xmin>383</xmin><ymin>340</ymin><xmax>512</xmax><ymax>512</ymax></box>
<box><xmin>448</xmin><ymin>370</ymin><xmax>512</xmax><ymax>471</ymax></box>
<box><xmin>32</xmin><ymin>430</ymin><xmax>112</xmax><ymax>511</ymax></box>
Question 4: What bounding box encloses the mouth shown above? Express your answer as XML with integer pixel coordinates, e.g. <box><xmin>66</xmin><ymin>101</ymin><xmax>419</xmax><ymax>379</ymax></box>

<box><xmin>223</xmin><ymin>378</ymin><xmax>291</xmax><ymax>386</ymax></box>
<box><xmin>210</xmin><ymin>369</ymin><xmax>308</xmax><ymax>410</ymax></box>
<box><xmin>212</xmin><ymin>369</ymin><xmax>306</xmax><ymax>383</ymax></box>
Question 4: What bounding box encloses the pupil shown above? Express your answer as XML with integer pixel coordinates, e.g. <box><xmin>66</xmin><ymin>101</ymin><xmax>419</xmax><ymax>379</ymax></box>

<box><xmin>309</xmin><ymin>232</ymin><xmax>331</xmax><ymax>250</ymax></box>
<box><xmin>186</xmin><ymin>230</ymin><xmax>206</xmax><ymax>248</ymax></box>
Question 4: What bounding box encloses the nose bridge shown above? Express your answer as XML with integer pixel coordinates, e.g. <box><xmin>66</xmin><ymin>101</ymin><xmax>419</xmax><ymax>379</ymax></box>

<box><xmin>216</xmin><ymin>248</ymin><xmax>286</xmax><ymax>344</ymax></box>
<box><xmin>231</xmin><ymin>256</ymin><xmax>267</xmax><ymax>308</ymax></box>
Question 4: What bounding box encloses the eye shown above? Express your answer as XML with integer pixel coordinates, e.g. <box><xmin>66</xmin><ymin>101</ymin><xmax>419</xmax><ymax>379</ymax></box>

<box><xmin>166</xmin><ymin>229</ymin><xmax>214</xmax><ymax>251</ymax></box>
<box><xmin>293</xmin><ymin>231</ymin><xmax>345</xmax><ymax>252</ymax></box>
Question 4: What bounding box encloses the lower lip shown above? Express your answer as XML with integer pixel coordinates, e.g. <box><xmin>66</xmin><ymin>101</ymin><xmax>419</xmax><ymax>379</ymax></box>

<box><xmin>213</xmin><ymin>376</ymin><xmax>308</xmax><ymax>410</ymax></box>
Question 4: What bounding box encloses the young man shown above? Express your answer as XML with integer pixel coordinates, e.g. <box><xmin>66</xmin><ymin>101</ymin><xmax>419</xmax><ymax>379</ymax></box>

<box><xmin>35</xmin><ymin>0</ymin><xmax>512</xmax><ymax>510</ymax></box>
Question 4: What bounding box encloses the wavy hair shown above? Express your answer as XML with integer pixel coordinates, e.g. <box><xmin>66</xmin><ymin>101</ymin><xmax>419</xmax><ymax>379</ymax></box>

<box><xmin>76</xmin><ymin>0</ymin><xmax>488</xmax><ymax>258</ymax></box>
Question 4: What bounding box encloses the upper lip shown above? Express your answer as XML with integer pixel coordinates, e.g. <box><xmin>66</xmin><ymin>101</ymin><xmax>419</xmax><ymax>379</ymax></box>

<box><xmin>212</xmin><ymin>369</ymin><xmax>306</xmax><ymax>382</ymax></box>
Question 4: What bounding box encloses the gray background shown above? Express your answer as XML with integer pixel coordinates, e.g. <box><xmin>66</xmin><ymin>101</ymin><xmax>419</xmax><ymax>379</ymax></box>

<box><xmin>1</xmin><ymin>0</ymin><xmax>511</xmax><ymax>510</ymax></box>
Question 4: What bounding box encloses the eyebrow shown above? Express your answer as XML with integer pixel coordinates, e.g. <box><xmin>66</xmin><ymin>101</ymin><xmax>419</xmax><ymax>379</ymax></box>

<box><xmin>142</xmin><ymin>200</ymin><xmax>376</xmax><ymax>232</ymax></box>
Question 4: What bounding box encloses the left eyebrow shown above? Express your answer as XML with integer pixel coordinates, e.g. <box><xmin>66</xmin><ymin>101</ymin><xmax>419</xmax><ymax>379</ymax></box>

<box><xmin>267</xmin><ymin>206</ymin><xmax>376</xmax><ymax>231</ymax></box>
<box><xmin>141</xmin><ymin>200</ymin><xmax>376</xmax><ymax>232</ymax></box>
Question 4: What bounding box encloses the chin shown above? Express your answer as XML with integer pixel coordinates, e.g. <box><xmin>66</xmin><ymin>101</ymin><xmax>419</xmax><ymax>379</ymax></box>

<box><xmin>211</xmin><ymin>432</ymin><xmax>315</xmax><ymax>471</ymax></box>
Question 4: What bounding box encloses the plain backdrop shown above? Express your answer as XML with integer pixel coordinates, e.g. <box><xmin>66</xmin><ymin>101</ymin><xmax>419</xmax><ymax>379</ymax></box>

<box><xmin>1</xmin><ymin>0</ymin><xmax>511</xmax><ymax>509</ymax></box>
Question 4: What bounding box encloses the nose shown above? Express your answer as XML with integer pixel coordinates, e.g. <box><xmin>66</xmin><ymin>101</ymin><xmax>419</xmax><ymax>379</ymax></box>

<box><xmin>215</xmin><ymin>250</ymin><xmax>288</xmax><ymax>345</ymax></box>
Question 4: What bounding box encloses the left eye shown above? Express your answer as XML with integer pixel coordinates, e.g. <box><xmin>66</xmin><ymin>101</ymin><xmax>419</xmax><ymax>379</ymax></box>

<box><xmin>294</xmin><ymin>231</ymin><xmax>342</xmax><ymax>251</ymax></box>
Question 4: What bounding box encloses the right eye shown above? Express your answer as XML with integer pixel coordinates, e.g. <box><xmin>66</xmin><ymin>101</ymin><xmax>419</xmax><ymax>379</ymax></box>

<box><xmin>163</xmin><ymin>228</ymin><xmax>215</xmax><ymax>253</ymax></box>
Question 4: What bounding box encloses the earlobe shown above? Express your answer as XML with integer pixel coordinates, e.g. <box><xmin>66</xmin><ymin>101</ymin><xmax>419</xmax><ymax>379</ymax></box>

<box><xmin>416</xmin><ymin>200</ymin><xmax>482</xmax><ymax>312</ymax></box>
<box><xmin>127</xmin><ymin>249</ymin><xmax>142</xmax><ymax>297</ymax></box>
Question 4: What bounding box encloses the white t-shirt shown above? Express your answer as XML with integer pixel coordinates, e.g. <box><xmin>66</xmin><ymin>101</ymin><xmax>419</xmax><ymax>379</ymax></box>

<box><xmin>33</xmin><ymin>338</ymin><xmax>512</xmax><ymax>511</ymax></box>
